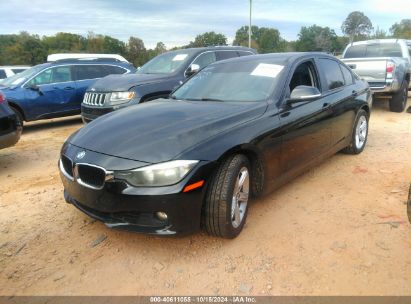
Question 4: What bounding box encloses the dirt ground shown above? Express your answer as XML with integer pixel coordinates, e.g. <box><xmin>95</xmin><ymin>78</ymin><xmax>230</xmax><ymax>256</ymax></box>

<box><xmin>1</xmin><ymin>97</ymin><xmax>411</xmax><ymax>296</ymax></box>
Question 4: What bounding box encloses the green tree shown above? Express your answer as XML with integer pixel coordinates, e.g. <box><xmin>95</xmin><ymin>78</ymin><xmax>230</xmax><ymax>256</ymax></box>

<box><xmin>1</xmin><ymin>32</ymin><xmax>47</xmax><ymax>65</ymax></box>
<box><xmin>295</xmin><ymin>25</ymin><xmax>339</xmax><ymax>53</ymax></box>
<box><xmin>86</xmin><ymin>32</ymin><xmax>105</xmax><ymax>53</ymax></box>
<box><xmin>233</xmin><ymin>25</ymin><xmax>260</xmax><ymax>48</ymax></box>
<box><xmin>257</xmin><ymin>28</ymin><xmax>286</xmax><ymax>53</ymax></box>
<box><xmin>390</xmin><ymin>19</ymin><xmax>411</xmax><ymax>39</ymax></box>
<box><xmin>127</xmin><ymin>36</ymin><xmax>147</xmax><ymax>67</ymax></box>
<box><xmin>371</xmin><ymin>27</ymin><xmax>389</xmax><ymax>39</ymax></box>
<box><xmin>154</xmin><ymin>42</ymin><xmax>167</xmax><ymax>55</ymax></box>
<box><xmin>188</xmin><ymin>32</ymin><xmax>227</xmax><ymax>47</ymax></box>
<box><xmin>341</xmin><ymin>11</ymin><xmax>373</xmax><ymax>42</ymax></box>
<box><xmin>102</xmin><ymin>36</ymin><xmax>126</xmax><ymax>54</ymax></box>
<box><xmin>43</xmin><ymin>32</ymin><xmax>87</xmax><ymax>53</ymax></box>
<box><xmin>233</xmin><ymin>25</ymin><xmax>286</xmax><ymax>53</ymax></box>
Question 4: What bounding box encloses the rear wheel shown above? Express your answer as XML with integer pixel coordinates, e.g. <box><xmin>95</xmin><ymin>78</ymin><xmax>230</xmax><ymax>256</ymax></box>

<box><xmin>203</xmin><ymin>154</ymin><xmax>250</xmax><ymax>238</ymax></box>
<box><xmin>10</xmin><ymin>107</ymin><xmax>24</xmax><ymax>129</ymax></box>
<box><xmin>389</xmin><ymin>80</ymin><xmax>408</xmax><ymax>113</ymax></box>
<box><xmin>342</xmin><ymin>109</ymin><xmax>369</xmax><ymax>155</ymax></box>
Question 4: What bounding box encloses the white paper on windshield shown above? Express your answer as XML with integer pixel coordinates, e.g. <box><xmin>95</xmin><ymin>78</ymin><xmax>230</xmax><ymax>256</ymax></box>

<box><xmin>172</xmin><ymin>54</ymin><xmax>188</xmax><ymax>61</ymax></box>
<box><xmin>251</xmin><ymin>63</ymin><xmax>284</xmax><ymax>78</ymax></box>
<box><xmin>12</xmin><ymin>77</ymin><xmax>25</xmax><ymax>85</ymax></box>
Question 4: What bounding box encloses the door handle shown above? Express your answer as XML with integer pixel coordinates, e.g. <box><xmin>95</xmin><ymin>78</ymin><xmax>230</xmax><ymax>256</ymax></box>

<box><xmin>323</xmin><ymin>102</ymin><xmax>330</xmax><ymax>108</ymax></box>
<box><xmin>352</xmin><ymin>90</ymin><xmax>358</xmax><ymax>97</ymax></box>
<box><xmin>64</xmin><ymin>86</ymin><xmax>75</xmax><ymax>90</ymax></box>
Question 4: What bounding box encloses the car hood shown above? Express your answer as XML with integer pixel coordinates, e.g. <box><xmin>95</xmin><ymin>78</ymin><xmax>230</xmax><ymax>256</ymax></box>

<box><xmin>89</xmin><ymin>73</ymin><xmax>172</xmax><ymax>92</ymax></box>
<box><xmin>69</xmin><ymin>99</ymin><xmax>267</xmax><ymax>163</ymax></box>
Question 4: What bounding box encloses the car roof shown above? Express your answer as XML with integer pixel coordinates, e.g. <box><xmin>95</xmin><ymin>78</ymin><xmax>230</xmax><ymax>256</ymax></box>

<box><xmin>0</xmin><ymin>66</ymin><xmax>31</xmax><ymax>69</ymax></box>
<box><xmin>209</xmin><ymin>52</ymin><xmax>335</xmax><ymax>66</ymax></box>
<box><xmin>165</xmin><ymin>46</ymin><xmax>256</xmax><ymax>56</ymax></box>
<box><xmin>36</xmin><ymin>59</ymin><xmax>132</xmax><ymax>68</ymax></box>
<box><xmin>347</xmin><ymin>39</ymin><xmax>409</xmax><ymax>46</ymax></box>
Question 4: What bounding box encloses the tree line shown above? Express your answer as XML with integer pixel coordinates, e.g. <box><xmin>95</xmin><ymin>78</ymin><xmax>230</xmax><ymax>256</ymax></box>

<box><xmin>0</xmin><ymin>12</ymin><xmax>410</xmax><ymax>67</ymax></box>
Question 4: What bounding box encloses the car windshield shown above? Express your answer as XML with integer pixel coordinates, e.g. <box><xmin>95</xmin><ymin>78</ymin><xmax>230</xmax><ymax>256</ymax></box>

<box><xmin>137</xmin><ymin>51</ymin><xmax>193</xmax><ymax>74</ymax></box>
<box><xmin>0</xmin><ymin>64</ymin><xmax>46</xmax><ymax>87</ymax></box>
<box><xmin>171</xmin><ymin>60</ymin><xmax>284</xmax><ymax>102</ymax></box>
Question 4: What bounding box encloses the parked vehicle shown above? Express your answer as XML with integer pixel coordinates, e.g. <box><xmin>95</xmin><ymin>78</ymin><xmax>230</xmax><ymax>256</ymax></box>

<box><xmin>0</xmin><ymin>66</ymin><xmax>30</xmax><ymax>81</ymax></box>
<box><xmin>0</xmin><ymin>58</ymin><xmax>135</xmax><ymax>126</ymax></box>
<box><xmin>60</xmin><ymin>52</ymin><xmax>372</xmax><ymax>238</ymax></box>
<box><xmin>0</xmin><ymin>92</ymin><xmax>22</xmax><ymax>150</ymax></box>
<box><xmin>341</xmin><ymin>39</ymin><xmax>411</xmax><ymax>112</ymax></box>
<box><xmin>81</xmin><ymin>46</ymin><xmax>256</xmax><ymax>122</ymax></box>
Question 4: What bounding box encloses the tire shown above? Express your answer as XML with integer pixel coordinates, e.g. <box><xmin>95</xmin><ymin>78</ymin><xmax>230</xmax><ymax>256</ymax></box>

<box><xmin>10</xmin><ymin>106</ymin><xmax>24</xmax><ymax>129</ymax></box>
<box><xmin>389</xmin><ymin>79</ymin><xmax>408</xmax><ymax>113</ymax></box>
<box><xmin>203</xmin><ymin>154</ymin><xmax>251</xmax><ymax>238</ymax></box>
<box><xmin>342</xmin><ymin>109</ymin><xmax>369</xmax><ymax>155</ymax></box>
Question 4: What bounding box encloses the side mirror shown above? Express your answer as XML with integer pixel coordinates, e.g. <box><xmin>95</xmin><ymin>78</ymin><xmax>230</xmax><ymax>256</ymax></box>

<box><xmin>288</xmin><ymin>85</ymin><xmax>321</xmax><ymax>103</ymax></box>
<box><xmin>185</xmin><ymin>64</ymin><xmax>200</xmax><ymax>77</ymax></box>
<box><xmin>29</xmin><ymin>85</ymin><xmax>43</xmax><ymax>95</ymax></box>
<box><xmin>137</xmin><ymin>66</ymin><xmax>141</xmax><ymax>71</ymax></box>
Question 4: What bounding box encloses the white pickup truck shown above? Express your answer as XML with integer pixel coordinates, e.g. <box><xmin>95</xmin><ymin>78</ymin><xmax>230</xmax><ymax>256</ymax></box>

<box><xmin>341</xmin><ymin>39</ymin><xmax>411</xmax><ymax>112</ymax></box>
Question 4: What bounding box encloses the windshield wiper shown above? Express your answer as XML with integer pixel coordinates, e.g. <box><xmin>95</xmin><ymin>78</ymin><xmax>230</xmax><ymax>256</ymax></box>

<box><xmin>200</xmin><ymin>98</ymin><xmax>225</xmax><ymax>102</ymax></box>
<box><xmin>185</xmin><ymin>98</ymin><xmax>225</xmax><ymax>102</ymax></box>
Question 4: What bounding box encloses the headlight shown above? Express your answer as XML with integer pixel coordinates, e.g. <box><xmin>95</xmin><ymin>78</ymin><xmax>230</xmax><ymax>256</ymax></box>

<box><xmin>109</xmin><ymin>91</ymin><xmax>135</xmax><ymax>105</ymax></box>
<box><xmin>114</xmin><ymin>160</ymin><xmax>199</xmax><ymax>186</ymax></box>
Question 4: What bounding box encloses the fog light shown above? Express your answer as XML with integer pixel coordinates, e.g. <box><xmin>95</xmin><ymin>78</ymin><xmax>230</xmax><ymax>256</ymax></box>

<box><xmin>156</xmin><ymin>212</ymin><xmax>168</xmax><ymax>221</ymax></box>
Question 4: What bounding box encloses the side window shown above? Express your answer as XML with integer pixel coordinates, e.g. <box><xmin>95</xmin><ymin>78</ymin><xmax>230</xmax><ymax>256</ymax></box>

<box><xmin>103</xmin><ymin>65</ymin><xmax>127</xmax><ymax>75</ymax></box>
<box><xmin>216</xmin><ymin>51</ymin><xmax>239</xmax><ymax>61</ymax></box>
<box><xmin>0</xmin><ymin>69</ymin><xmax>7</xmax><ymax>79</ymax></box>
<box><xmin>27</xmin><ymin>66</ymin><xmax>72</xmax><ymax>86</ymax></box>
<box><xmin>340</xmin><ymin>64</ymin><xmax>354</xmax><ymax>85</ymax></box>
<box><xmin>237</xmin><ymin>51</ymin><xmax>254</xmax><ymax>57</ymax></box>
<box><xmin>289</xmin><ymin>61</ymin><xmax>319</xmax><ymax>93</ymax></box>
<box><xmin>192</xmin><ymin>52</ymin><xmax>216</xmax><ymax>69</ymax></box>
<box><xmin>317</xmin><ymin>59</ymin><xmax>345</xmax><ymax>91</ymax></box>
<box><xmin>74</xmin><ymin>65</ymin><xmax>107</xmax><ymax>81</ymax></box>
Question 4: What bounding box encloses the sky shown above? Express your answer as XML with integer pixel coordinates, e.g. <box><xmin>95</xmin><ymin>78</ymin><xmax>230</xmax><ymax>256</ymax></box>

<box><xmin>0</xmin><ymin>0</ymin><xmax>410</xmax><ymax>49</ymax></box>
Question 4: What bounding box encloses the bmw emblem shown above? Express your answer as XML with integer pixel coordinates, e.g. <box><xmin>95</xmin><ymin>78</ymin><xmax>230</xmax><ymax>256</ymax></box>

<box><xmin>76</xmin><ymin>151</ymin><xmax>86</xmax><ymax>160</ymax></box>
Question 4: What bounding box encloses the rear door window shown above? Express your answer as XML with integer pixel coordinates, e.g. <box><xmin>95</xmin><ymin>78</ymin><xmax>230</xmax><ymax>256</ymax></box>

<box><xmin>102</xmin><ymin>65</ymin><xmax>128</xmax><ymax>75</ymax></box>
<box><xmin>237</xmin><ymin>51</ymin><xmax>254</xmax><ymax>57</ymax></box>
<box><xmin>74</xmin><ymin>65</ymin><xmax>108</xmax><ymax>80</ymax></box>
<box><xmin>0</xmin><ymin>69</ymin><xmax>7</xmax><ymax>79</ymax></box>
<box><xmin>215</xmin><ymin>51</ymin><xmax>239</xmax><ymax>61</ymax></box>
<box><xmin>317</xmin><ymin>58</ymin><xmax>345</xmax><ymax>91</ymax></box>
<box><xmin>340</xmin><ymin>64</ymin><xmax>354</xmax><ymax>85</ymax></box>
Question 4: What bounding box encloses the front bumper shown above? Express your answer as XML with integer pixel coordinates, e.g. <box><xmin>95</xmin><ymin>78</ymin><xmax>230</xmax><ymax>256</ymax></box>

<box><xmin>81</xmin><ymin>104</ymin><xmax>115</xmax><ymax>123</ymax></box>
<box><xmin>0</xmin><ymin>115</ymin><xmax>22</xmax><ymax>149</ymax></box>
<box><xmin>59</xmin><ymin>146</ymin><xmax>215</xmax><ymax>235</ymax></box>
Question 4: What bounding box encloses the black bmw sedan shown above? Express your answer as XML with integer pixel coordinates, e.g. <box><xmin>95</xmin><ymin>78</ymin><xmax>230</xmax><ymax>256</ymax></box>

<box><xmin>0</xmin><ymin>92</ymin><xmax>22</xmax><ymax>150</ymax></box>
<box><xmin>59</xmin><ymin>52</ymin><xmax>372</xmax><ymax>238</ymax></box>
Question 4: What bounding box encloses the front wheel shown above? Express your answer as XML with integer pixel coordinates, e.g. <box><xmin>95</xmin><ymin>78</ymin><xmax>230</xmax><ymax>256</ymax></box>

<box><xmin>342</xmin><ymin>109</ymin><xmax>369</xmax><ymax>155</ymax></box>
<box><xmin>203</xmin><ymin>154</ymin><xmax>251</xmax><ymax>238</ymax></box>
